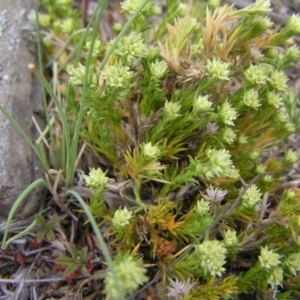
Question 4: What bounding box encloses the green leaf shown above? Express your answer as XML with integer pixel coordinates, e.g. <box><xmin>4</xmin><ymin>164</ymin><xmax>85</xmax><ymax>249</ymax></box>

<box><xmin>56</xmin><ymin>256</ymin><xmax>74</xmax><ymax>265</ymax></box>
<box><xmin>46</xmin><ymin>229</ymin><xmax>55</xmax><ymax>241</ymax></box>
<box><xmin>47</xmin><ymin>216</ymin><xmax>61</xmax><ymax>228</ymax></box>
<box><xmin>64</xmin><ymin>263</ymin><xmax>78</xmax><ymax>277</ymax></box>
<box><xmin>69</xmin><ymin>243</ymin><xmax>78</xmax><ymax>259</ymax></box>
<box><xmin>36</xmin><ymin>230</ymin><xmax>46</xmax><ymax>243</ymax></box>
<box><xmin>81</xmin><ymin>264</ymin><xmax>90</xmax><ymax>276</ymax></box>
<box><xmin>35</xmin><ymin>214</ymin><xmax>45</xmax><ymax>225</ymax></box>
<box><xmin>79</xmin><ymin>247</ymin><xmax>88</xmax><ymax>262</ymax></box>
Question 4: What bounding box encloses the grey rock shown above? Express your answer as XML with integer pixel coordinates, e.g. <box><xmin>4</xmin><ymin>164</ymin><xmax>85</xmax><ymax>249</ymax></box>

<box><xmin>0</xmin><ymin>0</ymin><xmax>45</xmax><ymax>219</ymax></box>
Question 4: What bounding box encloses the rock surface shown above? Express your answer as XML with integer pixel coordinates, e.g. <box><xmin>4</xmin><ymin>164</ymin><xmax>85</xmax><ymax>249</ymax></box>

<box><xmin>0</xmin><ymin>0</ymin><xmax>44</xmax><ymax>219</ymax></box>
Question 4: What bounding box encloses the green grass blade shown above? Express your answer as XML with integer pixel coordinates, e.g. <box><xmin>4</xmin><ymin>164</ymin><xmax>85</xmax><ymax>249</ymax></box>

<box><xmin>66</xmin><ymin>0</ymin><xmax>109</xmax><ymax>186</ymax></box>
<box><xmin>46</xmin><ymin>28</ymin><xmax>92</xmax><ymax>70</ymax></box>
<box><xmin>29</xmin><ymin>66</ymin><xmax>72</xmax><ymax>174</ymax></box>
<box><xmin>3</xmin><ymin>219</ymin><xmax>37</xmax><ymax>247</ymax></box>
<box><xmin>65</xmin><ymin>190</ymin><xmax>124</xmax><ymax>300</ymax></box>
<box><xmin>1</xmin><ymin>178</ymin><xmax>49</xmax><ymax>250</ymax></box>
<box><xmin>0</xmin><ymin>104</ymin><xmax>49</xmax><ymax>170</ymax></box>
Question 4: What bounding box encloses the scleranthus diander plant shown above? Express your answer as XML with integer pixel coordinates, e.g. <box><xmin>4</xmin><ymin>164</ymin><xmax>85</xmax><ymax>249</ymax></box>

<box><xmin>14</xmin><ymin>0</ymin><xmax>300</xmax><ymax>298</ymax></box>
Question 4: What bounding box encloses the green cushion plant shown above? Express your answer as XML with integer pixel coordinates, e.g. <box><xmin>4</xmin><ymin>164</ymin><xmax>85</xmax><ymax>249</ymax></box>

<box><xmin>2</xmin><ymin>0</ymin><xmax>300</xmax><ymax>299</ymax></box>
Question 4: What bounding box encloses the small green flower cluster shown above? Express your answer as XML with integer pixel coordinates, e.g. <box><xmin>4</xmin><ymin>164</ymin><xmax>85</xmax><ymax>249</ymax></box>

<box><xmin>104</xmin><ymin>254</ymin><xmax>148</xmax><ymax>299</ymax></box>
<box><xmin>83</xmin><ymin>168</ymin><xmax>109</xmax><ymax>195</ymax></box>
<box><xmin>114</xmin><ymin>32</ymin><xmax>147</xmax><ymax>64</ymax></box>
<box><xmin>195</xmin><ymin>240</ymin><xmax>227</xmax><ymax>276</ymax></box>
<box><xmin>259</xmin><ymin>246</ymin><xmax>283</xmax><ymax>288</ymax></box>
<box><xmin>37</xmin><ymin>0</ymin><xmax>80</xmax><ymax>35</ymax></box>
<box><xmin>255</xmin><ymin>246</ymin><xmax>300</xmax><ymax>290</ymax></box>
<box><xmin>112</xmin><ymin>207</ymin><xmax>133</xmax><ymax>228</ymax></box>
<box><xmin>83</xmin><ymin>168</ymin><xmax>110</xmax><ymax>218</ymax></box>
<box><xmin>121</xmin><ymin>0</ymin><xmax>160</xmax><ymax>17</ymax></box>
<box><xmin>241</xmin><ymin>184</ymin><xmax>262</xmax><ymax>209</ymax></box>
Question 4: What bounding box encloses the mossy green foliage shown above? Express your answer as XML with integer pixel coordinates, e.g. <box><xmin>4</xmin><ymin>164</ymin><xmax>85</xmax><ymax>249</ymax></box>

<box><xmin>38</xmin><ymin>0</ymin><xmax>300</xmax><ymax>298</ymax></box>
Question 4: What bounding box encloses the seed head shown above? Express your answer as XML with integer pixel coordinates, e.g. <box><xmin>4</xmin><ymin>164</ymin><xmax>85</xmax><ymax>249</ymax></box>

<box><xmin>266</xmin><ymin>91</ymin><xmax>283</xmax><ymax>108</ymax></box>
<box><xmin>238</xmin><ymin>134</ymin><xmax>248</xmax><ymax>145</ymax></box>
<box><xmin>202</xmin><ymin>185</ymin><xmax>228</xmax><ymax>203</ymax></box>
<box><xmin>196</xmin><ymin>198</ymin><xmax>211</xmax><ymax>216</ymax></box>
<box><xmin>269</xmin><ymin>71</ymin><xmax>288</xmax><ymax>91</ymax></box>
<box><xmin>281</xmin><ymin>14</ymin><xmax>300</xmax><ymax>39</ymax></box>
<box><xmin>223</xmin><ymin>229</ymin><xmax>238</xmax><ymax>247</ymax></box>
<box><xmin>241</xmin><ymin>184</ymin><xmax>262</xmax><ymax>208</ymax></box>
<box><xmin>283</xmin><ymin>122</ymin><xmax>295</xmax><ymax>134</ymax></box>
<box><xmin>163</xmin><ymin>101</ymin><xmax>181</xmax><ymax>120</ymax></box>
<box><xmin>83</xmin><ymin>168</ymin><xmax>109</xmax><ymax>195</ymax></box>
<box><xmin>145</xmin><ymin>46</ymin><xmax>160</xmax><ymax>60</ymax></box>
<box><xmin>206</xmin><ymin>57</ymin><xmax>230</xmax><ymax>81</ymax></box>
<box><xmin>284</xmin><ymin>150</ymin><xmax>298</xmax><ymax>165</ymax></box>
<box><xmin>285</xmin><ymin>45</ymin><xmax>300</xmax><ymax>62</ymax></box>
<box><xmin>166</xmin><ymin>278</ymin><xmax>195</xmax><ymax>299</ymax></box>
<box><xmin>204</xmin><ymin>122</ymin><xmax>219</xmax><ymax>135</ymax></box>
<box><xmin>195</xmin><ymin>240</ymin><xmax>227</xmax><ymax>276</ymax></box>
<box><xmin>255</xmin><ymin>163</ymin><xmax>266</xmax><ymax>173</ymax></box>
<box><xmin>267</xmin><ymin>267</ymin><xmax>283</xmax><ymax>289</ymax></box>
<box><xmin>285</xmin><ymin>253</ymin><xmax>300</xmax><ymax>275</ymax></box>
<box><xmin>121</xmin><ymin>0</ymin><xmax>155</xmax><ymax>16</ymax></box>
<box><xmin>204</xmin><ymin>148</ymin><xmax>234</xmax><ymax>179</ymax></box>
<box><xmin>61</xmin><ymin>17</ymin><xmax>76</xmax><ymax>34</ymax></box>
<box><xmin>104</xmin><ymin>254</ymin><xmax>147</xmax><ymax>298</ymax></box>
<box><xmin>112</xmin><ymin>207</ymin><xmax>133</xmax><ymax>228</ymax></box>
<box><xmin>205</xmin><ymin>149</ymin><xmax>233</xmax><ymax>177</ymax></box>
<box><xmin>243</xmin><ymin>89</ymin><xmax>261</xmax><ymax>110</ymax></box>
<box><xmin>141</xmin><ymin>142</ymin><xmax>161</xmax><ymax>159</ymax></box>
<box><xmin>193</xmin><ymin>95</ymin><xmax>213</xmax><ymax>113</ymax></box>
<box><xmin>85</xmin><ymin>39</ymin><xmax>103</xmax><ymax>58</ymax></box>
<box><xmin>149</xmin><ymin>60</ymin><xmax>168</xmax><ymax>79</ymax></box>
<box><xmin>276</xmin><ymin>107</ymin><xmax>289</xmax><ymax>123</ymax></box>
<box><xmin>115</xmin><ymin>32</ymin><xmax>147</xmax><ymax>64</ymax></box>
<box><xmin>38</xmin><ymin>14</ymin><xmax>51</xmax><ymax>27</ymax></box>
<box><xmin>248</xmin><ymin>150</ymin><xmax>260</xmax><ymax>160</ymax></box>
<box><xmin>259</xmin><ymin>246</ymin><xmax>281</xmax><ymax>269</ymax></box>
<box><xmin>218</xmin><ymin>101</ymin><xmax>238</xmax><ymax>126</ymax></box>
<box><xmin>104</xmin><ymin>64</ymin><xmax>134</xmax><ymax>88</ymax></box>
<box><xmin>244</xmin><ymin>64</ymin><xmax>267</xmax><ymax>85</ymax></box>
<box><xmin>220</xmin><ymin>127</ymin><xmax>237</xmax><ymax>145</ymax></box>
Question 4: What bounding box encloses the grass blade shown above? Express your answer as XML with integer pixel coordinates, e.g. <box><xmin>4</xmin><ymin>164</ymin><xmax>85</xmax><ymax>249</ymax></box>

<box><xmin>1</xmin><ymin>178</ymin><xmax>49</xmax><ymax>250</ymax></box>
<box><xmin>65</xmin><ymin>190</ymin><xmax>124</xmax><ymax>300</ymax></box>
